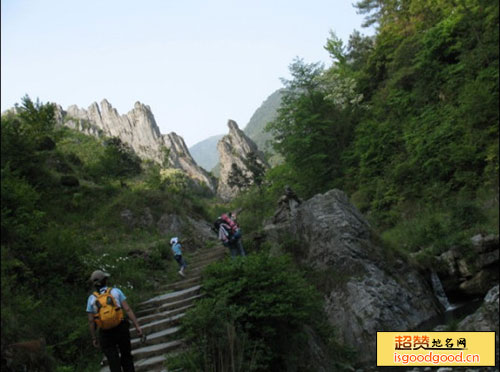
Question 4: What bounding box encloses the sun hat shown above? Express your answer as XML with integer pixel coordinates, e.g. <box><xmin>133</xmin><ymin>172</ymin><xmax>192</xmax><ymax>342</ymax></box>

<box><xmin>90</xmin><ymin>270</ymin><xmax>110</xmax><ymax>283</ymax></box>
<box><xmin>170</xmin><ymin>237</ymin><xmax>179</xmax><ymax>245</ymax></box>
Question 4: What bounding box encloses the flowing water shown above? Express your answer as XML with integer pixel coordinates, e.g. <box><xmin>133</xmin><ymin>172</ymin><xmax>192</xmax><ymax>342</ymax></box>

<box><xmin>430</xmin><ymin>270</ymin><xmax>454</xmax><ymax>311</ymax></box>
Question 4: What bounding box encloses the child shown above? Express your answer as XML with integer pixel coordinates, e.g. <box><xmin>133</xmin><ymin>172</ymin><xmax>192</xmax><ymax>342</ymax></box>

<box><xmin>170</xmin><ymin>237</ymin><xmax>186</xmax><ymax>277</ymax></box>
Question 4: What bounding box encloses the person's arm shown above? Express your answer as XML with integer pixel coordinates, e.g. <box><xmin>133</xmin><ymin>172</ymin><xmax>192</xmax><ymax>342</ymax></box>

<box><xmin>87</xmin><ymin>313</ymin><xmax>99</xmax><ymax>348</ymax></box>
<box><xmin>121</xmin><ymin>300</ymin><xmax>142</xmax><ymax>336</ymax></box>
<box><xmin>218</xmin><ymin>225</ymin><xmax>229</xmax><ymax>243</ymax></box>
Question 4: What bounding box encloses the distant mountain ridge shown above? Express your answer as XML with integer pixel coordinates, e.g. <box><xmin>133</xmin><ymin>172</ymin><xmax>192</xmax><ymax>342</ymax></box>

<box><xmin>189</xmin><ymin>134</ymin><xmax>224</xmax><ymax>172</ymax></box>
<box><xmin>243</xmin><ymin>89</ymin><xmax>282</xmax><ymax>153</ymax></box>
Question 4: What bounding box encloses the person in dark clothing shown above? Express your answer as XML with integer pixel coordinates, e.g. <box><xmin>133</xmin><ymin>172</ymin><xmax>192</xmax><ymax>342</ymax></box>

<box><xmin>217</xmin><ymin>217</ymin><xmax>246</xmax><ymax>258</ymax></box>
<box><xmin>86</xmin><ymin>270</ymin><xmax>143</xmax><ymax>372</ymax></box>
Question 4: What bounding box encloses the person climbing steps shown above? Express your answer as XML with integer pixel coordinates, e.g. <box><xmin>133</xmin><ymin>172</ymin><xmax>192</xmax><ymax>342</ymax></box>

<box><xmin>170</xmin><ymin>237</ymin><xmax>187</xmax><ymax>277</ymax></box>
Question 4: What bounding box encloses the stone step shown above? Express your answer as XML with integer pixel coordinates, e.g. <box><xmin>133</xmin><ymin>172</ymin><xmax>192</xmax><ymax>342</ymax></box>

<box><xmin>101</xmin><ymin>327</ymin><xmax>182</xmax><ymax>369</ymax></box>
<box><xmin>137</xmin><ymin>304</ymin><xmax>193</xmax><ymax>326</ymax></box>
<box><xmin>136</xmin><ymin>293</ymin><xmax>204</xmax><ymax>318</ymax></box>
<box><xmin>98</xmin><ymin>246</ymin><xmax>226</xmax><ymax>372</ymax></box>
<box><xmin>132</xmin><ymin>339</ymin><xmax>183</xmax><ymax>362</ymax></box>
<box><xmin>131</xmin><ymin>313</ymin><xmax>184</xmax><ymax>338</ymax></box>
<box><xmin>137</xmin><ymin>285</ymin><xmax>201</xmax><ymax>311</ymax></box>
<box><xmin>101</xmin><ymin>353</ymin><xmax>171</xmax><ymax>372</ymax></box>
<box><xmin>189</xmin><ymin>248</ymin><xmax>226</xmax><ymax>262</ymax></box>
<box><xmin>190</xmin><ymin>253</ymin><xmax>226</xmax><ymax>268</ymax></box>
<box><xmin>100</xmin><ymin>339</ymin><xmax>183</xmax><ymax>371</ymax></box>
<box><xmin>186</xmin><ymin>247</ymin><xmax>226</xmax><ymax>262</ymax></box>
<box><xmin>182</xmin><ymin>263</ymin><xmax>216</xmax><ymax>277</ymax></box>
<box><xmin>161</xmin><ymin>276</ymin><xmax>202</xmax><ymax>292</ymax></box>
<box><xmin>131</xmin><ymin>325</ymin><xmax>181</xmax><ymax>349</ymax></box>
<box><xmin>134</xmin><ymin>354</ymin><xmax>168</xmax><ymax>372</ymax></box>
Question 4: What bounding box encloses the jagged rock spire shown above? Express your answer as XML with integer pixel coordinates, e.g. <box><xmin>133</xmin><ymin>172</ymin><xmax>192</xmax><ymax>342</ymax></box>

<box><xmin>57</xmin><ymin>100</ymin><xmax>215</xmax><ymax>192</ymax></box>
<box><xmin>216</xmin><ymin>119</ymin><xmax>268</xmax><ymax>200</ymax></box>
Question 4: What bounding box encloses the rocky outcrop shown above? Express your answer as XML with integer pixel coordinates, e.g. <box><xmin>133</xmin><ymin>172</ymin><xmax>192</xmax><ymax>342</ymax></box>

<box><xmin>263</xmin><ymin>188</ymin><xmax>441</xmax><ymax>365</ymax></box>
<box><xmin>56</xmin><ymin>100</ymin><xmax>215</xmax><ymax>192</ymax></box>
<box><xmin>216</xmin><ymin>120</ymin><xmax>268</xmax><ymax>200</ymax></box>
<box><xmin>458</xmin><ymin>285</ymin><xmax>499</xmax><ymax>366</ymax></box>
<box><xmin>437</xmin><ymin>234</ymin><xmax>499</xmax><ymax>300</ymax></box>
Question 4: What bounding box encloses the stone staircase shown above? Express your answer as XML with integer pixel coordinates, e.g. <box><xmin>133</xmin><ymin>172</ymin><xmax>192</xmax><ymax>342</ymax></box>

<box><xmin>100</xmin><ymin>245</ymin><xmax>227</xmax><ymax>372</ymax></box>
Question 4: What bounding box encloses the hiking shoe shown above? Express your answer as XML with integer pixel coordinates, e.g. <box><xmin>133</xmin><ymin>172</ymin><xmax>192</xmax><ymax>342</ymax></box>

<box><xmin>178</xmin><ymin>270</ymin><xmax>185</xmax><ymax>277</ymax></box>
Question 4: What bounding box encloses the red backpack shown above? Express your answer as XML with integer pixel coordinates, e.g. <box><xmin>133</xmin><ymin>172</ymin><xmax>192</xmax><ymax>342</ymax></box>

<box><xmin>221</xmin><ymin>213</ymin><xmax>238</xmax><ymax>233</ymax></box>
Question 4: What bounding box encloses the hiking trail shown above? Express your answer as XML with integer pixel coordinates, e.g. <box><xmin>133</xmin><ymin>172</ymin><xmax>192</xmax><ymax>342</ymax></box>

<box><xmin>100</xmin><ymin>244</ymin><xmax>227</xmax><ymax>372</ymax></box>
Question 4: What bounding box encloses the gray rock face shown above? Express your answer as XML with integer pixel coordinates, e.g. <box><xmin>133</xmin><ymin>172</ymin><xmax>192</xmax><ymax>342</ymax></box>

<box><xmin>216</xmin><ymin>120</ymin><xmax>268</xmax><ymax>200</ymax></box>
<box><xmin>437</xmin><ymin>234</ymin><xmax>499</xmax><ymax>299</ymax></box>
<box><xmin>458</xmin><ymin>285</ymin><xmax>499</xmax><ymax>366</ymax></box>
<box><xmin>57</xmin><ymin>100</ymin><xmax>215</xmax><ymax>192</ymax></box>
<box><xmin>263</xmin><ymin>189</ymin><xmax>441</xmax><ymax>365</ymax></box>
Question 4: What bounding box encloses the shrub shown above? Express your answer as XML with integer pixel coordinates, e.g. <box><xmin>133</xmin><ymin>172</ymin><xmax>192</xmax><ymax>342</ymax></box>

<box><xmin>168</xmin><ymin>253</ymin><xmax>351</xmax><ymax>371</ymax></box>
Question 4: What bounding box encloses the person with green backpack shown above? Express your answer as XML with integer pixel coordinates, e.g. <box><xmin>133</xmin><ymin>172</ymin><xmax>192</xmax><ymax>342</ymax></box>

<box><xmin>86</xmin><ymin>270</ymin><xmax>143</xmax><ymax>372</ymax></box>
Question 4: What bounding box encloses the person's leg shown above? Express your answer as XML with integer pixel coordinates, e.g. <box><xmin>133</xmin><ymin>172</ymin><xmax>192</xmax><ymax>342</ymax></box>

<box><xmin>229</xmin><ymin>242</ymin><xmax>238</xmax><ymax>258</ymax></box>
<box><xmin>236</xmin><ymin>238</ymin><xmax>246</xmax><ymax>256</ymax></box>
<box><xmin>175</xmin><ymin>255</ymin><xmax>186</xmax><ymax>276</ymax></box>
<box><xmin>116</xmin><ymin>321</ymin><xmax>135</xmax><ymax>372</ymax></box>
<box><xmin>99</xmin><ymin>330</ymin><xmax>122</xmax><ymax>372</ymax></box>
<box><xmin>174</xmin><ymin>255</ymin><xmax>182</xmax><ymax>268</ymax></box>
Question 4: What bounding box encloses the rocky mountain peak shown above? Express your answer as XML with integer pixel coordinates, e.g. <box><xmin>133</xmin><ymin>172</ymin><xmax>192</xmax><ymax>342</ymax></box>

<box><xmin>216</xmin><ymin>119</ymin><xmax>269</xmax><ymax>200</ymax></box>
<box><xmin>57</xmin><ymin>99</ymin><xmax>215</xmax><ymax>192</ymax></box>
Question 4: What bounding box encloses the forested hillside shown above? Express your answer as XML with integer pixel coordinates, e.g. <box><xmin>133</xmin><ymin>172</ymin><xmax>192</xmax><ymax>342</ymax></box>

<box><xmin>243</xmin><ymin>89</ymin><xmax>283</xmax><ymax>156</ymax></box>
<box><xmin>261</xmin><ymin>0</ymin><xmax>498</xmax><ymax>243</ymax></box>
<box><xmin>1</xmin><ymin>99</ymin><xmax>218</xmax><ymax>371</ymax></box>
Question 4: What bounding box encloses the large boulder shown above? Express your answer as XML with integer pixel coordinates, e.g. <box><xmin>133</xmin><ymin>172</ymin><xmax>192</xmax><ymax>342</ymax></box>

<box><xmin>263</xmin><ymin>189</ymin><xmax>441</xmax><ymax>365</ymax></box>
<box><xmin>437</xmin><ymin>234</ymin><xmax>499</xmax><ymax>300</ymax></box>
<box><xmin>457</xmin><ymin>285</ymin><xmax>499</xmax><ymax>366</ymax></box>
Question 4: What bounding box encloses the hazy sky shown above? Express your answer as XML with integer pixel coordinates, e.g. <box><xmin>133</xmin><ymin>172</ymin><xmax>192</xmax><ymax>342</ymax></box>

<box><xmin>1</xmin><ymin>0</ymin><xmax>373</xmax><ymax>147</ymax></box>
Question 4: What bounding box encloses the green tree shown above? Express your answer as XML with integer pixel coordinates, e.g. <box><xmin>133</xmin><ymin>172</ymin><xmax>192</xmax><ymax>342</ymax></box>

<box><xmin>168</xmin><ymin>253</ymin><xmax>350</xmax><ymax>371</ymax></box>
<box><xmin>267</xmin><ymin>58</ymin><xmax>358</xmax><ymax>198</ymax></box>
<box><xmin>94</xmin><ymin>137</ymin><xmax>142</xmax><ymax>180</ymax></box>
<box><xmin>228</xmin><ymin>163</ymin><xmax>250</xmax><ymax>190</ymax></box>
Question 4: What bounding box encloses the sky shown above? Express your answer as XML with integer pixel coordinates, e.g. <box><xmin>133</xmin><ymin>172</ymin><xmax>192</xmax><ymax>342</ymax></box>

<box><xmin>1</xmin><ymin>0</ymin><xmax>373</xmax><ymax>147</ymax></box>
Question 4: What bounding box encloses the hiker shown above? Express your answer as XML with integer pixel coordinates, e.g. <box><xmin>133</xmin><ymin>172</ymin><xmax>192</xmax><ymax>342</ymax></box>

<box><xmin>86</xmin><ymin>270</ymin><xmax>142</xmax><ymax>372</ymax></box>
<box><xmin>273</xmin><ymin>185</ymin><xmax>301</xmax><ymax>224</ymax></box>
<box><xmin>216</xmin><ymin>214</ymin><xmax>246</xmax><ymax>258</ymax></box>
<box><xmin>170</xmin><ymin>237</ymin><xmax>187</xmax><ymax>277</ymax></box>
<box><xmin>222</xmin><ymin>212</ymin><xmax>246</xmax><ymax>257</ymax></box>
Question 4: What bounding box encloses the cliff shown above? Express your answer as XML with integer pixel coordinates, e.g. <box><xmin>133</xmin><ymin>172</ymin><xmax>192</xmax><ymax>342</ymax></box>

<box><xmin>55</xmin><ymin>100</ymin><xmax>215</xmax><ymax>192</ymax></box>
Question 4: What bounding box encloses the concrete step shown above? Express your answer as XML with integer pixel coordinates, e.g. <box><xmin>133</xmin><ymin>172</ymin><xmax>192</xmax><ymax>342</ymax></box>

<box><xmin>137</xmin><ymin>304</ymin><xmax>193</xmax><ymax>326</ymax></box>
<box><xmin>134</xmin><ymin>354</ymin><xmax>168</xmax><ymax>372</ymax></box>
<box><xmin>132</xmin><ymin>339</ymin><xmax>183</xmax><ymax>361</ymax></box>
<box><xmin>101</xmin><ymin>353</ymin><xmax>172</xmax><ymax>372</ymax></box>
<box><xmin>188</xmin><ymin>254</ymin><xmax>225</xmax><ymax>269</ymax></box>
<box><xmin>136</xmin><ymin>293</ymin><xmax>204</xmax><ymax>318</ymax></box>
<box><xmin>161</xmin><ymin>276</ymin><xmax>202</xmax><ymax>292</ymax></box>
<box><xmin>186</xmin><ymin>247</ymin><xmax>226</xmax><ymax>262</ymax></box>
<box><xmin>98</xmin><ymin>246</ymin><xmax>226</xmax><ymax>372</ymax></box>
<box><xmin>189</xmin><ymin>248</ymin><xmax>226</xmax><ymax>262</ymax></box>
<box><xmin>100</xmin><ymin>339</ymin><xmax>183</xmax><ymax>370</ymax></box>
<box><xmin>137</xmin><ymin>285</ymin><xmax>201</xmax><ymax>311</ymax></box>
<box><xmin>182</xmin><ymin>263</ymin><xmax>216</xmax><ymax>277</ymax></box>
<box><xmin>131</xmin><ymin>325</ymin><xmax>181</xmax><ymax>349</ymax></box>
<box><xmin>131</xmin><ymin>313</ymin><xmax>184</xmax><ymax>338</ymax></box>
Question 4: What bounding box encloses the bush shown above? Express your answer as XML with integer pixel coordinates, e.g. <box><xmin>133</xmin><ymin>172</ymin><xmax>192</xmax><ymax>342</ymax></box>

<box><xmin>168</xmin><ymin>253</ymin><xmax>351</xmax><ymax>371</ymax></box>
